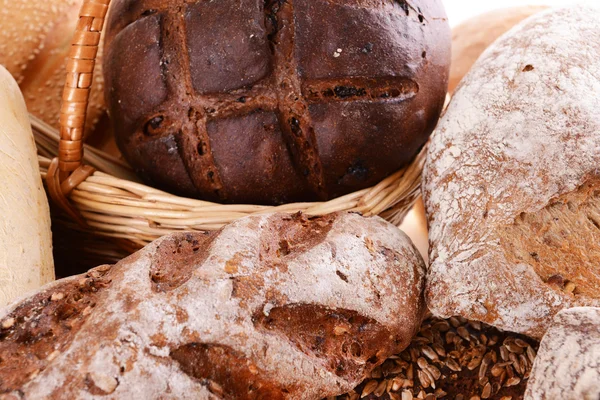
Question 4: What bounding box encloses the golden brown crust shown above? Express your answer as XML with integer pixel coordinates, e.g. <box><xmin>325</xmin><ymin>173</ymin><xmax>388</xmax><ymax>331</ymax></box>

<box><xmin>399</xmin><ymin>198</ymin><xmax>429</xmax><ymax>262</ymax></box>
<box><xmin>0</xmin><ymin>0</ymin><xmax>107</xmax><ymax>140</ymax></box>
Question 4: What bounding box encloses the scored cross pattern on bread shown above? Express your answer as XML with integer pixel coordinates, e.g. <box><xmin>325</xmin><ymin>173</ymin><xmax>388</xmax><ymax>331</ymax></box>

<box><xmin>103</xmin><ymin>0</ymin><xmax>450</xmax><ymax>204</ymax></box>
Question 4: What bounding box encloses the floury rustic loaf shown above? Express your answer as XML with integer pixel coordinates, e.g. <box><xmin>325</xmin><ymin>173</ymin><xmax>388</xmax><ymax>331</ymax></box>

<box><xmin>0</xmin><ymin>213</ymin><xmax>426</xmax><ymax>399</ymax></box>
<box><xmin>423</xmin><ymin>6</ymin><xmax>600</xmax><ymax>339</ymax></box>
<box><xmin>103</xmin><ymin>0</ymin><xmax>451</xmax><ymax>204</ymax></box>
<box><xmin>525</xmin><ymin>307</ymin><xmax>600</xmax><ymax>400</ymax></box>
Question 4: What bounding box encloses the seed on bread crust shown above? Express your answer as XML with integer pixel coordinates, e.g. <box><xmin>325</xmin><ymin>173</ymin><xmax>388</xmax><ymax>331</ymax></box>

<box><xmin>337</xmin><ymin>317</ymin><xmax>537</xmax><ymax>400</ymax></box>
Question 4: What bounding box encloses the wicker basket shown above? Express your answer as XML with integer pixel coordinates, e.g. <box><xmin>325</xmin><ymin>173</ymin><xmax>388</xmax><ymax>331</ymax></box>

<box><xmin>36</xmin><ymin>0</ymin><xmax>426</xmax><ymax>265</ymax></box>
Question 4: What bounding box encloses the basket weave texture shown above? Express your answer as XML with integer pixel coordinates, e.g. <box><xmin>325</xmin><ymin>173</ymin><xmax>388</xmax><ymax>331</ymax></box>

<box><xmin>39</xmin><ymin>0</ymin><xmax>426</xmax><ymax>254</ymax></box>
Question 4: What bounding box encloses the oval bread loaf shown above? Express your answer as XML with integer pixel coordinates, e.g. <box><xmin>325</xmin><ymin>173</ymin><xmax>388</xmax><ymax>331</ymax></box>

<box><xmin>423</xmin><ymin>5</ymin><xmax>600</xmax><ymax>338</ymax></box>
<box><xmin>0</xmin><ymin>212</ymin><xmax>425</xmax><ymax>399</ymax></box>
<box><xmin>0</xmin><ymin>65</ymin><xmax>54</xmax><ymax>306</ymax></box>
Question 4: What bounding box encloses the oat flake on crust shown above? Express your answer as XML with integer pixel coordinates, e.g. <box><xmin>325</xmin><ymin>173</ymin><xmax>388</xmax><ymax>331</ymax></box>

<box><xmin>423</xmin><ymin>6</ymin><xmax>600</xmax><ymax>339</ymax></box>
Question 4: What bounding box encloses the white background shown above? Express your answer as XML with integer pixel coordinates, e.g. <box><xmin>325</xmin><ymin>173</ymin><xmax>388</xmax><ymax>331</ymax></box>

<box><xmin>444</xmin><ymin>0</ymin><xmax>600</xmax><ymax>26</ymax></box>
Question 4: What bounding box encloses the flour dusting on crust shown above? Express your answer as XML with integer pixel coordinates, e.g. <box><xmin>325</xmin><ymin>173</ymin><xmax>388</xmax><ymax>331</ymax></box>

<box><xmin>0</xmin><ymin>212</ymin><xmax>425</xmax><ymax>399</ymax></box>
<box><xmin>423</xmin><ymin>6</ymin><xmax>600</xmax><ymax>338</ymax></box>
<box><xmin>525</xmin><ymin>307</ymin><xmax>600</xmax><ymax>399</ymax></box>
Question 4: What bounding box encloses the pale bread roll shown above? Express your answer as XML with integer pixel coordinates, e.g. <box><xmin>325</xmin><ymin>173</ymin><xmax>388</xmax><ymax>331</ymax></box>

<box><xmin>0</xmin><ymin>65</ymin><xmax>54</xmax><ymax>305</ymax></box>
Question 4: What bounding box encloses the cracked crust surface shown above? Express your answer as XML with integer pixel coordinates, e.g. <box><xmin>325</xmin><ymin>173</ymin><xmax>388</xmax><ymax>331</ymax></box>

<box><xmin>525</xmin><ymin>307</ymin><xmax>600</xmax><ymax>400</ymax></box>
<box><xmin>0</xmin><ymin>212</ymin><xmax>425</xmax><ymax>399</ymax></box>
<box><xmin>423</xmin><ymin>6</ymin><xmax>600</xmax><ymax>339</ymax></box>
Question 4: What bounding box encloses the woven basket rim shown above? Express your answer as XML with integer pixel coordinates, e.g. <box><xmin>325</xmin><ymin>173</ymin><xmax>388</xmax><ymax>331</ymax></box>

<box><xmin>41</xmin><ymin>0</ymin><xmax>427</xmax><ymax>252</ymax></box>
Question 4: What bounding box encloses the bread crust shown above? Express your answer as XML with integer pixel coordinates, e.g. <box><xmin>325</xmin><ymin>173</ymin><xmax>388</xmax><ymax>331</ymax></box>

<box><xmin>0</xmin><ymin>213</ymin><xmax>425</xmax><ymax>399</ymax></box>
<box><xmin>525</xmin><ymin>307</ymin><xmax>600</xmax><ymax>399</ymax></box>
<box><xmin>103</xmin><ymin>0</ymin><xmax>450</xmax><ymax>204</ymax></box>
<box><xmin>449</xmin><ymin>6</ymin><xmax>547</xmax><ymax>93</ymax></box>
<box><xmin>423</xmin><ymin>6</ymin><xmax>600</xmax><ymax>339</ymax></box>
<box><xmin>0</xmin><ymin>66</ymin><xmax>54</xmax><ymax>306</ymax></box>
<box><xmin>0</xmin><ymin>0</ymin><xmax>106</xmax><ymax>140</ymax></box>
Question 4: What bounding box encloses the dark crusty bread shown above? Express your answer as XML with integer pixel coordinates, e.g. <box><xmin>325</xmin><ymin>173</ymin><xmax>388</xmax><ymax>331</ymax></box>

<box><xmin>423</xmin><ymin>5</ymin><xmax>600</xmax><ymax>339</ymax></box>
<box><xmin>103</xmin><ymin>0</ymin><xmax>450</xmax><ymax>204</ymax></box>
<box><xmin>0</xmin><ymin>212</ymin><xmax>426</xmax><ymax>399</ymax></box>
<box><xmin>525</xmin><ymin>307</ymin><xmax>600</xmax><ymax>400</ymax></box>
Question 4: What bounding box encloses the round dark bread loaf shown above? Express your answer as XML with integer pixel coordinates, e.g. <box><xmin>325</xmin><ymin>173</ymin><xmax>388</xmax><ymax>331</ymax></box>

<box><xmin>0</xmin><ymin>212</ymin><xmax>426</xmax><ymax>399</ymax></box>
<box><xmin>102</xmin><ymin>0</ymin><xmax>450</xmax><ymax>204</ymax></box>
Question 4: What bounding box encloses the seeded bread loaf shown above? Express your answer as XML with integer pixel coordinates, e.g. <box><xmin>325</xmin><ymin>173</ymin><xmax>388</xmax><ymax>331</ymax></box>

<box><xmin>0</xmin><ymin>212</ymin><xmax>426</xmax><ymax>399</ymax></box>
<box><xmin>423</xmin><ymin>6</ymin><xmax>600</xmax><ymax>339</ymax></box>
<box><xmin>525</xmin><ymin>307</ymin><xmax>600</xmax><ymax>400</ymax></box>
